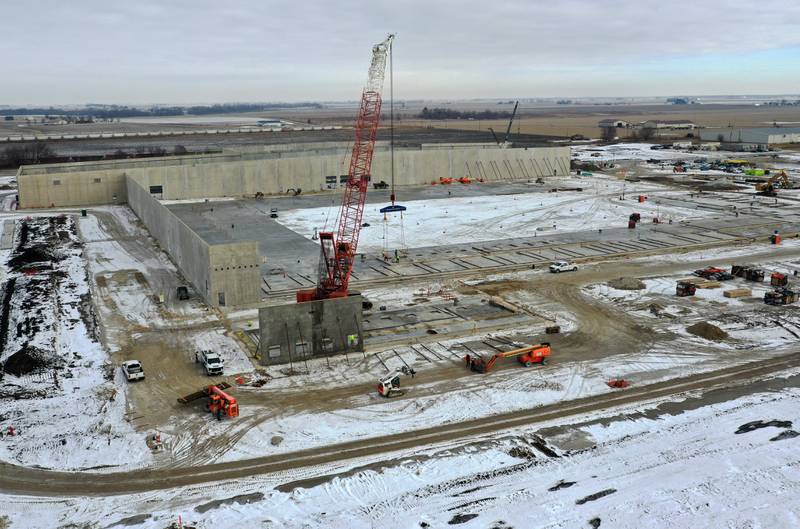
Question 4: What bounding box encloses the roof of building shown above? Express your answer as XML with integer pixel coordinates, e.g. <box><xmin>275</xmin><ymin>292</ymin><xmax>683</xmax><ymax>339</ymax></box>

<box><xmin>647</xmin><ymin>119</ymin><xmax>695</xmax><ymax>124</ymax></box>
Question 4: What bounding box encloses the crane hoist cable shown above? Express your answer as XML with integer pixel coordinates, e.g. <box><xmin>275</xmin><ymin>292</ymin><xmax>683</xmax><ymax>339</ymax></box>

<box><xmin>379</xmin><ymin>36</ymin><xmax>408</xmax><ymax>260</ymax></box>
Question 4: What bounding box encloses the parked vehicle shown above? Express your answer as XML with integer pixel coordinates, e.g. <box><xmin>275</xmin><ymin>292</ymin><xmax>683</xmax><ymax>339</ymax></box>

<box><xmin>196</xmin><ymin>350</ymin><xmax>224</xmax><ymax>376</ymax></box>
<box><xmin>122</xmin><ymin>360</ymin><xmax>145</xmax><ymax>381</ymax></box>
<box><xmin>550</xmin><ymin>261</ymin><xmax>578</xmax><ymax>273</ymax></box>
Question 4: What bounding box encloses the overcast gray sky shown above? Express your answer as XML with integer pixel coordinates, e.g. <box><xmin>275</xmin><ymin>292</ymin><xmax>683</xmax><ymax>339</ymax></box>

<box><xmin>3</xmin><ymin>0</ymin><xmax>800</xmax><ymax>105</ymax></box>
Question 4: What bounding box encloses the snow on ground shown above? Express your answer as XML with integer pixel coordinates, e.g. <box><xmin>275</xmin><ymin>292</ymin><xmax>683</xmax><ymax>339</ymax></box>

<box><xmin>5</xmin><ymin>378</ymin><xmax>799</xmax><ymax>528</ymax></box>
<box><xmin>0</xmin><ymin>216</ymin><xmax>150</xmax><ymax>470</ymax></box>
<box><xmin>584</xmin><ymin>257</ymin><xmax>800</xmax><ymax>351</ymax></box>
<box><xmin>209</xmin><ymin>329</ymin><xmax>790</xmax><ymax>464</ymax></box>
<box><xmin>277</xmin><ymin>184</ymin><xmax>711</xmax><ymax>253</ymax></box>
<box><xmin>571</xmin><ymin>142</ymin><xmax>724</xmax><ymax>162</ymax></box>
<box><xmin>629</xmin><ymin>237</ymin><xmax>800</xmax><ymax>264</ymax></box>
<box><xmin>78</xmin><ymin>209</ymin><xmax>236</xmax><ymax>329</ymax></box>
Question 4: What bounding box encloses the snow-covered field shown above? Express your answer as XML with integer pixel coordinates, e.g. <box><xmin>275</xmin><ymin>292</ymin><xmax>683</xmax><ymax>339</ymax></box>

<box><xmin>0</xmin><ymin>216</ymin><xmax>150</xmax><ymax>470</ymax></box>
<box><xmin>277</xmin><ymin>185</ymin><xmax>710</xmax><ymax>253</ymax></box>
<box><xmin>4</xmin><ymin>378</ymin><xmax>798</xmax><ymax>528</ymax></box>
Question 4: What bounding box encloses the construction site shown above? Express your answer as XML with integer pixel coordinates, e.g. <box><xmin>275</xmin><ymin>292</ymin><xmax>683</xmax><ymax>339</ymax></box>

<box><xmin>2</xmin><ymin>32</ymin><xmax>800</xmax><ymax>529</ymax></box>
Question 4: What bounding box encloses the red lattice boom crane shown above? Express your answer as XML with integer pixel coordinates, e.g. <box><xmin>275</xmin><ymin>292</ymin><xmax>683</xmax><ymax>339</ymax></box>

<box><xmin>297</xmin><ymin>34</ymin><xmax>394</xmax><ymax>303</ymax></box>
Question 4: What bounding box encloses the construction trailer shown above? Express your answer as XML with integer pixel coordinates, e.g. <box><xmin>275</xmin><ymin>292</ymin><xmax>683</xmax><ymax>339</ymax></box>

<box><xmin>465</xmin><ymin>343</ymin><xmax>551</xmax><ymax>374</ymax></box>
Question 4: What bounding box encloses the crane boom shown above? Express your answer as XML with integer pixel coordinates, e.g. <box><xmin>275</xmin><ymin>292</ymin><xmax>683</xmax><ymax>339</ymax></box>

<box><xmin>503</xmin><ymin>101</ymin><xmax>519</xmax><ymax>143</ymax></box>
<box><xmin>298</xmin><ymin>34</ymin><xmax>394</xmax><ymax>303</ymax></box>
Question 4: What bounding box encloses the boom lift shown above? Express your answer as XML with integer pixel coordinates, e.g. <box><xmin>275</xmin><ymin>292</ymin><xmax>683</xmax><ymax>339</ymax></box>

<box><xmin>297</xmin><ymin>35</ymin><xmax>394</xmax><ymax>303</ymax></box>
<box><xmin>465</xmin><ymin>342</ymin><xmax>551</xmax><ymax>373</ymax></box>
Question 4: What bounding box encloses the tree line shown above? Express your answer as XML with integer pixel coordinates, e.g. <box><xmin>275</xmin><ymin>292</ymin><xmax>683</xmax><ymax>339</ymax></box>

<box><xmin>417</xmin><ymin>107</ymin><xmax>513</xmax><ymax>120</ymax></box>
<box><xmin>0</xmin><ymin>102</ymin><xmax>323</xmax><ymax>120</ymax></box>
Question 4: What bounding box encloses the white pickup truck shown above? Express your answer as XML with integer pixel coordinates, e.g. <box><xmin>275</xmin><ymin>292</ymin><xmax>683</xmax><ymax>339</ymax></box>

<box><xmin>549</xmin><ymin>261</ymin><xmax>578</xmax><ymax>273</ymax></box>
<box><xmin>196</xmin><ymin>350</ymin><xmax>224</xmax><ymax>376</ymax></box>
<box><xmin>122</xmin><ymin>360</ymin><xmax>145</xmax><ymax>381</ymax></box>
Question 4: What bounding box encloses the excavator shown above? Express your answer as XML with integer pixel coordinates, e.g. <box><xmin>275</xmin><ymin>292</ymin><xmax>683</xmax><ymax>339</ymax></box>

<box><xmin>178</xmin><ymin>383</ymin><xmax>239</xmax><ymax>420</ymax></box>
<box><xmin>465</xmin><ymin>342</ymin><xmax>551</xmax><ymax>373</ymax></box>
<box><xmin>755</xmin><ymin>170</ymin><xmax>790</xmax><ymax>197</ymax></box>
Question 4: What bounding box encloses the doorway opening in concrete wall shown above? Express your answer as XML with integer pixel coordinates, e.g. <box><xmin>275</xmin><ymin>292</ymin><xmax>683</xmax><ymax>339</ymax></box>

<box><xmin>218</xmin><ymin>292</ymin><xmax>226</xmax><ymax>306</ymax></box>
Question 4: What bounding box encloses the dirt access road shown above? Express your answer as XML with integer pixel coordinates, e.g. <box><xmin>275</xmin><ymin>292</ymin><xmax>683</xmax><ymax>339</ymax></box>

<box><xmin>119</xmin><ymin>240</ymin><xmax>800</xmax><ymax>467</ymax></box>
<box><xmin>1</xmin><ymin>349</ymin><xmax>798</xmax><ymax>496</ymax></box>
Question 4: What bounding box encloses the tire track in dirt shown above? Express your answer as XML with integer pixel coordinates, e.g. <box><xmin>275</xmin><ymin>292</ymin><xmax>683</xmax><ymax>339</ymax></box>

<box><xmin>1</xmin><ymin>350</ymin><xmax>798</xmax><ymax>496</ymax></box>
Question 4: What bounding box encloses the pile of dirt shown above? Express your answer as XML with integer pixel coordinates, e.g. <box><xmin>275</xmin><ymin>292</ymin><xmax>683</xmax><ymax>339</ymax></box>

<box><xmin>448</xmin><ymin>513</ymin><xmax>479</xmax><ymax>525</ymax></box>
<box><xmin>3</xmin><ymin>345</ymin><xmax>54</xmax><ymax>376</ymax></box>
<box><xmin>508</xmin><ymin>446</ymin><xmax>536</xmax><ymax>459</ymax></box>
<box><xmin>575</xmin><ymin>488</ymin><xmax>616</xmax><ymax>505</ymax></box>
<box><xmin>686</xmin><ymin>321</ymin><xmax>728</xmax><ymax>341</ymax></box>
<box><xmin>607</xmin><ymin>277</ymin><xmax>645</xmax><ymax>290</ymax></box>
<box><xmin>7</xmin><ymin>247</ymin><xmax>59</xmax><ymax>271</ymax></box>
<box><xmin>735</xmin><ymin>419</ymin><xmax>792</xmax><ymax>434</ymax></box>
<box><xmin>548</xmin><ymin>480</ymin><xmax>577</xmax><ymax>492</ymax></box>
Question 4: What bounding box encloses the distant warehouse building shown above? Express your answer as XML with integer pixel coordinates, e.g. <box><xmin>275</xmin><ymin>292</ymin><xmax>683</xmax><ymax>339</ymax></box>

<box><xmin>598</xmin><ymin>119</ymin><xmax>631</xmax><ymax>129</ymax></box>
<box><xmin>699</xmin><ymin>127</ymin><xmax>800</xmax><ymax>151</ymax></box>
<box><xmin>642</xmin><ymin>120</ymin><xmax>696</xmax><ymax>130</ymax></box>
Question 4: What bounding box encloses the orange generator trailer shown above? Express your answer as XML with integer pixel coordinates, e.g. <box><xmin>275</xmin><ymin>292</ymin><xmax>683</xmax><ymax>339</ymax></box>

<box><xmin>465</xmin><ymin>343</ymin><xmax>551</xmax><ymax>373</ymax></box>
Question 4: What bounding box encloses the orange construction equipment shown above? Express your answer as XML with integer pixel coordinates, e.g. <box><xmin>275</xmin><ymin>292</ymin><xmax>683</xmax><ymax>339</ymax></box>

<box><xmin>755</xmin><ymin>170</ymin><xmax>790</xmax><ymax>197</ymax></box>
<box><xmin>439</xmin><ymin>177</ymin><xmax>454</xmax><ymax>185</ymax></box>
<box><xmin>465</xmin><ymin>343</ymin><xmax>551</xmax><ymax>373</ymax></box>
<box><xmin>771</xmin><ymin>272</ymin><xmax>789</xmax><ymax>287</ymax></box>
<box><xmin>178</xmin><ymin>383</ymin><xmax>239</xmax><ymax>419</ymax></box>
<box><xmin>456</xmin><ymin>177</ymin><xmax>472</xmax><ymax>184</ymax></box>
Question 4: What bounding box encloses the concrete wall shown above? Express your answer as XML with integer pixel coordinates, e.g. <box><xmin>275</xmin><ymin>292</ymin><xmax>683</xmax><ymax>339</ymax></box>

<box><xmin>258</xmin><ymin>295</ymin><xmax>364</xmax><ymax>365</ymax></box>
<box><xmin>208</xmin><ymin>243</ymin><xmax>261</xmax><ymax>308</ymax></box>
<box><xmin>130</xmin><ymin>145</ymin><xmax>570</xmax><ymax>200</ymax></box>
<box><xmin>18</xmin><ymin>167</ymin><xmax>127</xmax><ymax>208</ymax></box>
<box><xmin>18</xmin><ymin>145</ymin><xmax>570</xmax><ymax>207</ymax></box>
<box><xmin>126</xmin><ymin>177</ymin><xmax>261</xmax><ymax>308</ymax></box>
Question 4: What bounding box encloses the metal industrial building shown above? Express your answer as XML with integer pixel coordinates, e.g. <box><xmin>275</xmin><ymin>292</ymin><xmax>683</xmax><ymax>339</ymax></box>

<box><xmin>700</xmin><ymin>127</ymin><xmax>800</xmax><ymax>149</ymax></box>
